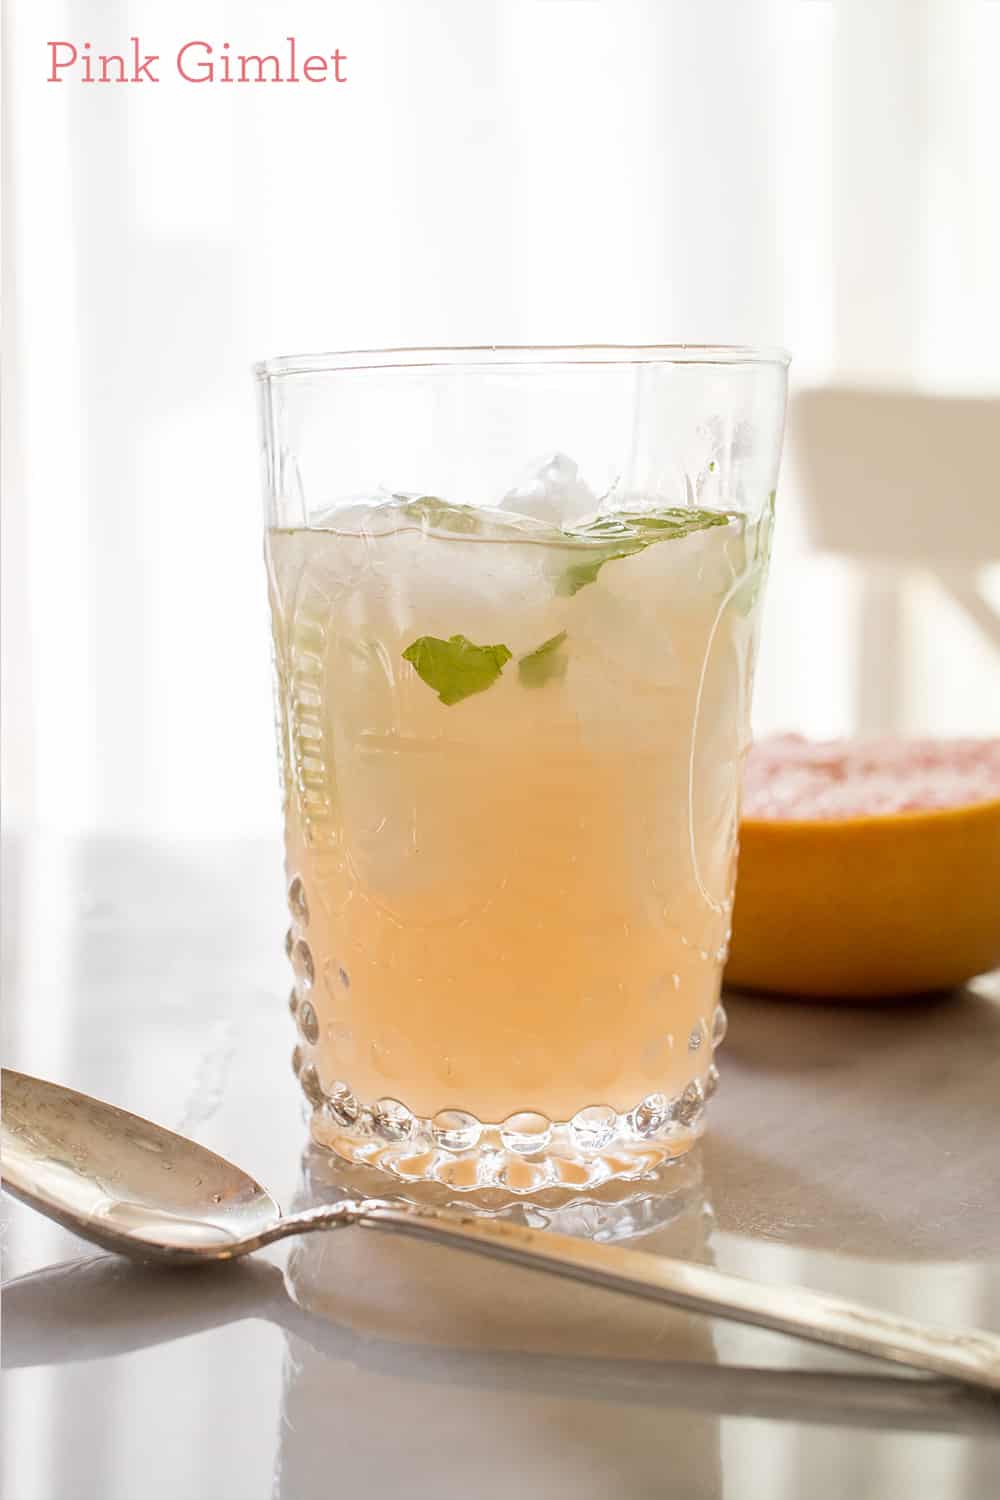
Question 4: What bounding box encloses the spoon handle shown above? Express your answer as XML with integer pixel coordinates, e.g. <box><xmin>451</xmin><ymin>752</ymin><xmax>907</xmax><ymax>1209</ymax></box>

<box><xmin>335</xmin><ymin>1200</ymin><xmax>1000</xmax><ymax>1393</ymax></box>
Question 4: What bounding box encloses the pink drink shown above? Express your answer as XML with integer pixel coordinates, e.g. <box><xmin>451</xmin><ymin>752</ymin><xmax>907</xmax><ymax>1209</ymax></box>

<box><xmin>267</xmin><ymin>498</ymin><xmax>770</xmax><ymax>1190</ymax></box>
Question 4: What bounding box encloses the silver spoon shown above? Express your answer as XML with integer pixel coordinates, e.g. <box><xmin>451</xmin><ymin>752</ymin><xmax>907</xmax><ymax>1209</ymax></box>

<box><xmin>6</xmin><ymin>1256</ymin><xmax>1000</xmax><ymax>1437</ymax></box>
<box><xmin>4</xmin><ymin>1067</ymin><xmax>999</xmax><ymax>1394</ymax></box>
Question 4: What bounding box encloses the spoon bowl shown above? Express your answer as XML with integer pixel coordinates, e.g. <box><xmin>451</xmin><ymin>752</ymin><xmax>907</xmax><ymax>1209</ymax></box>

<box><xmin>4</xmin><ymin>1067</ymin><xmax>1000</xmax><ymax>1394</ymax></box>
<box><xmin>1</xmin><ymin>1069</ymin><xmax>280</xmax><ymax>1260</ymax></box>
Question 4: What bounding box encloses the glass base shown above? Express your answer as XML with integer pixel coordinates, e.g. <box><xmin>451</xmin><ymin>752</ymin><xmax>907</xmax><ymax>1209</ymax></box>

<box><xmin>292</xmin><ymin>1044</ymin><xmax>720</xmax><ymax>1195</ymax></box>
<box><xmin>296</xmin><ymin>1140</ymin><xmax>710</xmax><ymax>1244</ymax></box>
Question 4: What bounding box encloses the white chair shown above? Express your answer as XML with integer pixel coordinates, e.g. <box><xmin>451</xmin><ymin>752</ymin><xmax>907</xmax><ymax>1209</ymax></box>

<box><xmin>788</xmin><ymin>387</ymin><xmax>1000</xmax><ymax>732</ymax></box>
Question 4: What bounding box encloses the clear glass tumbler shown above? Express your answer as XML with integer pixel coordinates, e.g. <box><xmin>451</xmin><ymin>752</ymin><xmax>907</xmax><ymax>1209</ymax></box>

<box><xmin>257</xmin><ymin>346</ymin><xmax>788</xmax><ymax>1193</ymax></box>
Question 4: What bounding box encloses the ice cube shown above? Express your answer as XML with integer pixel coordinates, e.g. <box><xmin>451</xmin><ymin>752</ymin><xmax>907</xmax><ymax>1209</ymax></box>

<box><xmin>310</xmin><ymin>492</ymin><xmax>559</xmax><ymax>543</ymax></box>
<box><xmin>499</xmin><ymin>453</ymin><xmax>597</xmax><ymax>527</ymax></box>
<box><xmin>308</xmin><ymin>494</ymin><xmax>406</xmax><ymax>534</ymax></box>
<box><xmin>377</xmin><ymin>521</ymin><xmax>558</xmax><ymax>659</ymax></box>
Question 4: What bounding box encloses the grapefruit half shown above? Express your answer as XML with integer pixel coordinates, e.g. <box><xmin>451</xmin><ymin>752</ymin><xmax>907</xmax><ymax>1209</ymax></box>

<box><xmin>726</xmin><ymin>735</ymin><xmax>1000</xmax><ymax>997</ymax></box>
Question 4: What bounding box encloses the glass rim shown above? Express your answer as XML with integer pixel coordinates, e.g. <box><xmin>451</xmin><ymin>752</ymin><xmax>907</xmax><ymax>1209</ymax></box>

<box><xmin>254</xmin><ymin>343</ymin><xmax>791</xmax><ymax>380</ymax></box>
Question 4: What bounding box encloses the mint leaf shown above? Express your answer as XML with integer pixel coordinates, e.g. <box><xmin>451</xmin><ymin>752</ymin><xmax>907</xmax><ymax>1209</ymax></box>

<box><xmin>731</xmin><ymin>491</ymin><xmax>776</xmax><ymax>617</ymax></box>
<box><xmin>402</xmin><ymin>634</ymin><xmax>512</xmax><ymax>705</ymax></box>
<box><xmin>609</xmin><ymin>508</ymin><xmax>731</xmax><ymax>535</ymax></box>
<box><xmin>557</xmin><ymin>544</ymin><xmax>645</xmax><ymax>596</ymax></box>
<box><xmin>394</xmin><ymin>496</ymin><xmax>483</xmax><ymax>534</ymax></box>
<box><xmin>557</xmin><ymin>508</ymin><xmax>732</xmax><ymax>596</ymax></box>
<box><xmin>518</xmin><ymin>630</ymin><xmax>568</xmax><ymax>688</ymax></box>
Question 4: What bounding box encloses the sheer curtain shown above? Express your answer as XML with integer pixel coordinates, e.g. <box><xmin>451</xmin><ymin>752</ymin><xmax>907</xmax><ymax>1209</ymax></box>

<box><xmin>3</xmin><ymin>0</ymin><xmax>999</xmax><ymax>839</ymax></box>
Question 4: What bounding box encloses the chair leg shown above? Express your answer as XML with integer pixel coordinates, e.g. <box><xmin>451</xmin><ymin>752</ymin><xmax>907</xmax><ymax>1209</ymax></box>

<box><xmin>856</xmin><ymin>572</ymin><xmax>905</xmax><ymax>734</ymax></box>
<box><xmin>936</xmin><ymin>568</ymin><xmax>1000</xmax><ymax>655</ymax></box>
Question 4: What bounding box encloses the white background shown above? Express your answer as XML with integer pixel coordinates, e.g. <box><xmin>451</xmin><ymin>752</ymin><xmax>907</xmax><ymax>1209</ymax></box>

<box><xmin>4</xmin><ymin>0</ymin><xmax>999</xmax><ymax>837</ymax></box>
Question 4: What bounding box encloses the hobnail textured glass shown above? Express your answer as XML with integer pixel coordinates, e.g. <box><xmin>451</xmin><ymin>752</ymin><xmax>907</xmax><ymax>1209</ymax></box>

<box><xmin>260</xmin><ymin>346</ymin><xmax>788</xmax><ymax>1190</ymax></box>
<box><xmin>285</xmin><ymin>874</ymin><xmax>728</xmax><ymax>1194</ymax></box>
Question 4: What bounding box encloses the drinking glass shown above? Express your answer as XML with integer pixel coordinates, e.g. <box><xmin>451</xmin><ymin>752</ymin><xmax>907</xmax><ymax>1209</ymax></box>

<box><xmin>257</xmin><ymin>346</ymin><xmax>788</xmax><ymax>1193</ymax></box>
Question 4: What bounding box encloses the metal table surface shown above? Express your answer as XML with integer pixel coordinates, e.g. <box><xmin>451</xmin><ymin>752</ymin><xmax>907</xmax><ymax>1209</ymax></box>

<box><xmin>2</xmin><ymin>835</ymin><xmax>999</xmax><ymax>1500</ymax></box>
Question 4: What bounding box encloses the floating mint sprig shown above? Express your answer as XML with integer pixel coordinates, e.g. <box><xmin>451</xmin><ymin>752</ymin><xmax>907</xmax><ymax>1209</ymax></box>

<box><xmin>731</xmin><ymin>491</ymin><xmax>776</xmax><ymax>617</ymax></box>
<box><xmin>402</xmin><ymin>634</ymin><xmax>512</xmax><ymax>705</ymax></box>
<box><xmin>518</xmin><ymin>630</ymin><xmax>569</xmax><ymax>688</ymax></box>
<box><xmin>393</xmin><ymin>495</ymin><xmax>485</xmax><ymax>534</ymax></box>
<box><xmin>556</xmin><ymin>508</ymin><xmax>733</xmax><ymax>596</ymax></box>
